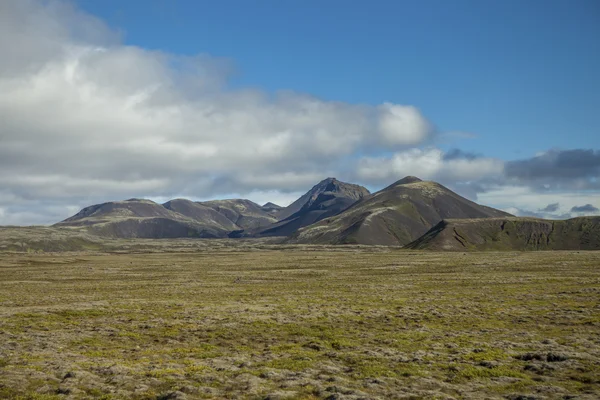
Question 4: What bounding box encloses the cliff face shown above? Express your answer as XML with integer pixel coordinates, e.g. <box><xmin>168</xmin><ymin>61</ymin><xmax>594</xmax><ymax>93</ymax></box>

<box><xmin>405</xmin><ymin>217</ymin><xmax>600</xmax><ymax>251</ymax></box>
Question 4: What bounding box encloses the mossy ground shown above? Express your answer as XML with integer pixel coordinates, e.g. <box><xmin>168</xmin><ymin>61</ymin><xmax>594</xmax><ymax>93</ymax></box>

<box><xmin>0</xmin><ymin>248</ymin><xmax>599</xmax><ymax>399</ymax></box>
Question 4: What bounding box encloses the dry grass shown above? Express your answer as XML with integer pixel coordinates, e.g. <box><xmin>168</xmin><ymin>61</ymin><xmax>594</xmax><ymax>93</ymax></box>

<box><xmin>0</xmin><ymin>247</ymin><xmax>599</xmax><ymax>399</ymax></box>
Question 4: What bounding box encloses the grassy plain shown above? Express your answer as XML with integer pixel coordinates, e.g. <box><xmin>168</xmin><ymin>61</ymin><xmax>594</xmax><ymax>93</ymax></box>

<box><xmin>0</xmin><ymin>245</ymin><xmax>599</xmax><ymax>399</ymax></box>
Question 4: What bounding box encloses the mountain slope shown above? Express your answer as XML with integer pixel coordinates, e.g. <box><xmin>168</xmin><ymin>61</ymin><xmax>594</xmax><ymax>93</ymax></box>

<box><xmin>405</xmin><ymin>217</ymin><xmax>600</xmax><ymax>251</ymax></box>
<box><xmin>287</xmin><ymin>176</ymin><xmax>511</xmax><ymax>246</ymax></box>
<box><xmin>256</xmin><ymin>178</ymin><xmax>370</xmax><ymax>237</ymax></box>
<box><xmin>200</xmin><ymin>199</ymin><xmax>277</xmax><ymax>230</ymax></box>
<box><xmin>163</xmin><ymin>199</ymin><xmax>240</xmax><ymax>232</ymax></box>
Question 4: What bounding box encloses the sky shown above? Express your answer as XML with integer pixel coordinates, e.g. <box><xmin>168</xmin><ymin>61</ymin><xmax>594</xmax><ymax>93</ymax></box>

<box><xmin>1</xmin><ymin>0</ymin><xmax>599</xmax><ymax>225</ymax></box>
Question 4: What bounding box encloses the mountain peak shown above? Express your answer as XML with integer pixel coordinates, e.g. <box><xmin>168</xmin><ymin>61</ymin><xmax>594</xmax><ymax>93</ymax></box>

<box><xmin>319</xmin><ymin>177</ymin><xmax>338</xmax><ymax>185</ymax></box>
<box><xmin>262</xmin><ymin>202</ymin><xmax>282</xmax><ymax>208</ymax></box>
<box><xmin>395</xmin><ymin>176</ymin><xmax>423</xmax><ymax>185</ymax></box>
<box><xmin>276</xmin><ymin>178</ymin><xmax>370</xmax><ymax>220</ymax></box>
<box><xmin>315</xmin><ymin>178</ymin><xmax>368</xmax><ymax>196</ymax></box>
<box><xmin>124</xmin><ymin>198</ymin><xmax>156</xmax><ymax>203</ymax></box>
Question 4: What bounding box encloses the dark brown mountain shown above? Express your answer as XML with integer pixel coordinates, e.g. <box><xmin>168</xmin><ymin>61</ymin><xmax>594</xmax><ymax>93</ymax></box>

<box><xmin>405</xmin><ymin>216</ymin><xmax>600</xmax><ymax>251</ymax></box>
<box><xmin>287</xmin><ymin>176</ymin><xmax>511</xmax><ymax>246</ymax></box>
<box><xmin>55</xmin><ymin>199</ymin><xmax>227</xmax><ymax>238</ymax></box>
<box><xmin>60</xmin><ymin>198</ymin><xmax>177</xmax><ymax>222</ymax></box>
<box><xmin>254</xmin><ymin>178</ymin><xmax>370</xmax><ymax>237</ymax></box>
<box><xmin>276</xmin><ymin>178</ymin><xmax>370</xmax><ymax>221</ymax></box>
<box><xmin>56</xmin><ymin>196</ymin><xmax>284</xmax><ymax>239</ymax></box>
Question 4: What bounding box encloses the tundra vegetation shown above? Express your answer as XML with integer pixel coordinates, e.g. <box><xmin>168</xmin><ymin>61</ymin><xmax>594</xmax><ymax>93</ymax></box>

<box><xmin>0</xmin><ymin>242</ymin><xmax>598</xmax><ymax>399</ymax></box>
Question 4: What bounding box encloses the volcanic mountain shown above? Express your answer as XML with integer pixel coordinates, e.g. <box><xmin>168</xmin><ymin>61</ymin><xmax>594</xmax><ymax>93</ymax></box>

<box><xmin>254</xmin><ymin>178</ymin><xmax>370</xmax><ymax>237</ymax></box>
<box><xmin>287</xmin><ymin>176</ymin><xmax>511</xmax><ymax>246</ymax></box>
<box><xmin>406</xmin><ymin>216</ymin><xmax>600</xmax><ymax>251</ymax></box>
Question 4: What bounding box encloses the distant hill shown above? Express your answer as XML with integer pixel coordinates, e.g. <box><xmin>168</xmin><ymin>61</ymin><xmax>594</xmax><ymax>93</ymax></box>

<box><xmin>61</xmin><ymin>198</ymin><xmax>179</xmax><ymax>223</ymax></box>
<box><xmin>55</xmin><ymin>199</ymin><xmax>228</xmax><ymax>238</ymax></box>
<box><xmin>405</xmin><ymin>217</ymin><xmax>600</xmax><ymax>251</ymax></box>
<box><xmin>255</xmin><ymin>178</ymin><xmax>370</xmax><ymax>237</ymax></box>
<box><xmin>287</xmin><ymin>176</ymin><xmax>511</xmax><ymax>246</ymax></box>
<box><xmin>55</xmin><ymin>198</ymin><xmax>276</xmax><ymax>239</ymax></box>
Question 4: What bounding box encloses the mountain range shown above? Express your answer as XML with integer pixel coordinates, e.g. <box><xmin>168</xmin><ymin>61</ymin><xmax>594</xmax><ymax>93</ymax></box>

<box><xmin>53</xmin><ymin>176</ymin><xmax>600</xmax><ymax>250</ymax></box>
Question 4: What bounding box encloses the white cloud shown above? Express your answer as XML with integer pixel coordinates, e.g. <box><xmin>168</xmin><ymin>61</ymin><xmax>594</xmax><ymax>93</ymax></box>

<box><xmin>356</xmin><ymin>148</ymin><xmax>504</xmax><ymax>184</ymax></box>
<box><xmin>378</xmin><ymin>104</ymin><xmax>433</xmax><ymax>146</ymax></box>
<box><xmin>0</xmin><ymin>0</ymin><xmax>436</xmax><ymax>225</ymax></box>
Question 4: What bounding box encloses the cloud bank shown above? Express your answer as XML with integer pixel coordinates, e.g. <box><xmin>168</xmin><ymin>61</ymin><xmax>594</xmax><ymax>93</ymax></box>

<box><xmin>540</xmin><ymin>203</ymin><xmax>560</xmax><ymax>212</ymax></box>
<box><xmin>504</xmin><ymin>149</ymin><xmax>600</xmax><ymax>191</ymax></box>
<box><xmin>571</xmin><ymin>204</ymin><xmax>599</xmax><ymax>213</ymax></box>
<box><xmin>0</xmin><ymin>0</ymin><xmax>440</xmax><ymax>224</ymax></box>
<box><xmin>355</xmin><ymin>148</ymin><xmax>504</xmax><ymax>185</ymax></box>
<box><xmin>0</xmin><ymin>1</ymin><xmax>598</xmax><ymax>225</ymax></box>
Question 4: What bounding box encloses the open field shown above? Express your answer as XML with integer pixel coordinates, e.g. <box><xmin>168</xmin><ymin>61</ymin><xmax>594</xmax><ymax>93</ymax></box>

<box><xmin>0</xmin><ymin>248</ymin><xmax>599</xmax><ymax>399</ymax></box>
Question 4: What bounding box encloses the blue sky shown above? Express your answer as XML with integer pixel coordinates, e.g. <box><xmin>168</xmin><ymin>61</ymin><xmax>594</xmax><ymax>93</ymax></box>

<box><xmin>77</xmin><ymin>0</ymin><xmax>600</xmax><ymax>160</ymax></box>
<box><xmin>0</xmin><ymin>0</ymin><xmax>599</xmax><ymax>224</ymax></box>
